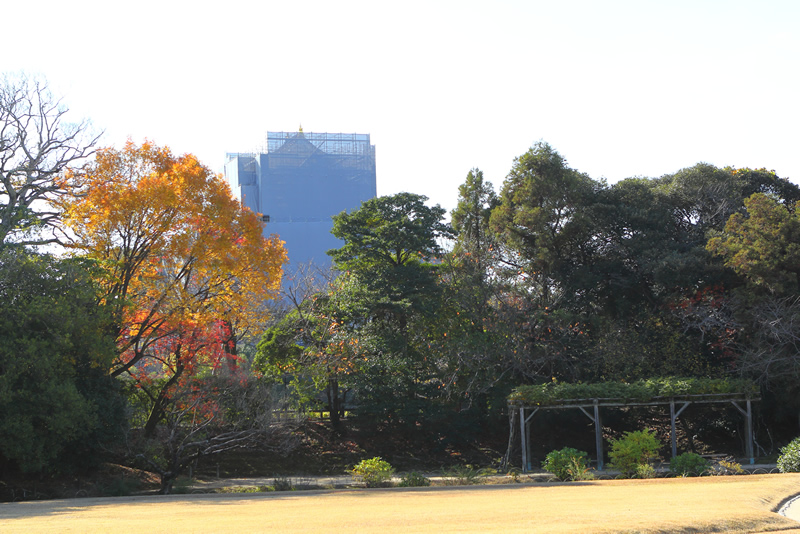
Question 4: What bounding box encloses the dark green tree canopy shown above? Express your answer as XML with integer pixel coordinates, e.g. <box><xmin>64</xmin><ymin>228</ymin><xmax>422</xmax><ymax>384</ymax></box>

<box><xmin>451</xmin><ymin>168</ymin><xmax>498</xmax><ymax>256</ymax></box>
<box><xmin>0</xmin><ymin>250</ymin><xmax>119</xmax><ymax>473</ymax></box>
<box><xmin>490</xmin><ymin>141</ymin><xmax>603</xmax><ymax>303</ymax></box>
<box><xmin>329</xmin><ymin>192</ymin><xmax>452</xmax><ymax>269</ymax></box>
<box><xmin>328</xmin><ymin>192</ymin><xmax>453</xmax><ymax>316</ymax></box>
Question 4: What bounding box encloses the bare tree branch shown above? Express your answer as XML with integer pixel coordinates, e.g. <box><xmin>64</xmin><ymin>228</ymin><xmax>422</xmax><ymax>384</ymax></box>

<box><xmin>0</xmin><ymin>73</ymin><xmax>100</xmax><ymax>248</ymax></box>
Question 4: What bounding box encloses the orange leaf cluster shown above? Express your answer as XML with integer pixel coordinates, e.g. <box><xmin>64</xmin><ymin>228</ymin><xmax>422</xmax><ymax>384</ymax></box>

<box><xmin>62</xmin><ymin>140</ymin><xmax>287</xmax><ymax>378</ymax></box>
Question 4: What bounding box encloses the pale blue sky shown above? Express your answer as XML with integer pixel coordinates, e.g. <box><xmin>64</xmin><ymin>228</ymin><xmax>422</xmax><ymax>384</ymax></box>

<box><xmin>5</xmin><ymin>0</ymin><xmax>799</xmax><ymax>214</ymax></box>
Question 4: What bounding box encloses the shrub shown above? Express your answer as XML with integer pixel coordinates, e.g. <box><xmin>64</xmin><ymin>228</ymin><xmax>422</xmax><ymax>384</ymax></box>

<box><xmin>272</xmin><ymin>476</ymin><xmax>294</xmax><ymax>491</ymax></box>
<box><xmin>397</xmin><ymin>471</ymin><xmax>431</xmax><ymax>487</ymax></box>
<box><xmin>506</xmin><ymin>467</ymin><xmax>522</xmax><ymax>483</ymax></box>
<box><xmin>608</xmin><ymin>429</ymin><xmax>661</xmax><ymax>478</ymax></box>
<box><xmin>712</xmin><ymin>458</ymin><xmax>744</xmax><ymax>475</ymax></box>
<box><xmin>778</xmin><ymin>437</ymin><xmax>800</xmax><ymax>473</ymax></box>
<box><xmin>350</xmin><ymin>457</ymin><xmax>395</xmax><ymax>488</ymax></box>
<box><xmin>441</xmin><ymin>465</ymin><xmax>486</xmax><ymax>485</ymax></box>
<box><xmin>542</xmin><ymin>448</ymin><xmax>592</xmax><ymax>481</ymax></box>
<box><xmin>635</xmin><ymin>463</ymin><xmax>656</xmax><ymax>479</ymax></box>
<box><xmin>670</xmin><ymin>452</ymin><xmax>709</xmax><ymax>477</ymax></box>
<box><xmin>217</xmin><ymin>486</ymin><xmax>271</xmax><ymax>494</ymax></box>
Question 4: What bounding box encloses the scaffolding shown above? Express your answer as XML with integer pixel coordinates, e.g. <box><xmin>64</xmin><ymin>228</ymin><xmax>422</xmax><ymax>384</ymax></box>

<box><xmin>228</xmin><ymin>132</ymin><xmax>375</xmax><ymax>167</ymax></box>
<box><xmin>225</xmin><ymin>130</ymin><xmax>377</xmax><ymax>268</ymax></box>
<box><xmin>269</xmin><ymin>131</ymin><xmax>373</xmax><ymax>157</ymax></box>
<box><xmin>262</xmin><ymin>131</ymin><xmax>375</xmax><ymax>171</ymax></box>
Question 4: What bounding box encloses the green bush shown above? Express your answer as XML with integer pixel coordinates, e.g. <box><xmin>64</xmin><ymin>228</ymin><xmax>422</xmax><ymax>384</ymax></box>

<box><xmin>608</xmin><ymin>429</ymin><xmax>661</xmax><ymax>478</ymax></box>
<box><xmin>397</xmin><ymin>471</ymin><xmax>431</xmax><ymax>487</ymax></box>
<box><xmin>670</xmin><ymin>452</ymin><xmax>709</xmax><ymax>477</ymax></box>
<box><xmin>350</xmin><ymin>457</ymin><xmax>395</xmax><ymax>487</ymax></box>
<box><xmin>635</xmin><ymin>463</ymin><xmax>656</xmax><ymax>479</ymax></box>
<box><xmin>542</xmin><ymin>447</ymin><xmax>592</xmax><ymax>481</ymax></box>
<box><xmin>777</xmin><ymin>437</ymin><xmax>800</xmax><ymax>473</ymax></box>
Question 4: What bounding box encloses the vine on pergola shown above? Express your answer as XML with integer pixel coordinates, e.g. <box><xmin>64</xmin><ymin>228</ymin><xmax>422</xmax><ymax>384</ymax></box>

<box><xmin>508</xmin><ymin>377</ymin><xmax>758</xmax><ymax>406</ymax></box>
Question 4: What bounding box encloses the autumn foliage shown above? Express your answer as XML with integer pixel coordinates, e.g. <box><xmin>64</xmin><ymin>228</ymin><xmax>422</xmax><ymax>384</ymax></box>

<box><xmin>61</xmin><ymin>141</ymin><xmax>286</xmax><ymax>432</ymax></box>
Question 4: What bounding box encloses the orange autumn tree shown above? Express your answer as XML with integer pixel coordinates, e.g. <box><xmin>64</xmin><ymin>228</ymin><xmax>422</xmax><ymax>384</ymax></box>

<box><xmin>62</xmin><ymin>141</ymin><xmax>286</xmax><ymax>432</ymax></box>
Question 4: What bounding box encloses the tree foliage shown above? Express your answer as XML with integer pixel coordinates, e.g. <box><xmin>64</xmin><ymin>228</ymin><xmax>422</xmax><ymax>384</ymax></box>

<box><xmin>0</xmin><ymin>249</ymin><xmax>120</xmax><ymax>473</ymax></box>
<box><xmin>326</xmin><ymin>193</ymin><xmax>453</xmax><ymax>424</ymax></box>
<box><xmin>329</xmin><ymin>192</ymin><xmax>452</xmax><ymax>317</ymax></box>
<box><xmin>451</xmin><ymin>168</ymin><xmax>498</xmax><ymax>260</ymax></box>
<box><xmin>61</xmin><ymin>141</ymin><xmax>287</xmax><ymax>436</ymax></box>
<box><xmin>254</xmin><ymin>266</ymin><xmax>360</xmax><ymax>428</ymax></box>
<box><xmin>62</xmin><ymin>140</ymin><xmax>287</xmax><ymax>377</ymax></box>
<box><xmin>490</xmin><ymin>141</ymin><xmax>601</xmax><ymax>305</ymax></box>
<box><xmin>707</xmin><ymin>193</ymin><xmax>800</xmax><ymax>295</ymax></box>
<box><xmin>704</xmin><ymin>194</ymin><xmax>800</xmax><ymax>397</ymax></box>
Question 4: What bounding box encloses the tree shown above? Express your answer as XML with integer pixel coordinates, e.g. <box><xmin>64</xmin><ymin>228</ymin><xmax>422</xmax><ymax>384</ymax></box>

<box><xmin>705</xmin><ymin>194</ymin><xmax>800</xmax><ymax>385</ymax></box>
<box><xmin>658</xmin><ymin>164</ymin><xmax>800</xmax><ymax>244</ymax></box>
<box><xmin>0</xmin><ymin>74</ymin><xmax>98</xmax><ymax>248</ymax></box>
<box><xmin>437</xmin><ymin>169</ymin><xmax>505</xmax><ymax>397</ymax></box>
<box><xmin>254</xmin><ymin>264</ymin><xmax>359</xmax><ymax>429</ymax></box>
<box><xmin>130</xmin><ymin>375</ymin><xmax>297</xmax><ymax>494</ymax></box>
<box><xmin>490</xmin><ymin>141</ymin><xmax>602</xmax><ymax>306</ymax></box>
<box><xmin>451</xmin><ymin>168</ymin><xmax>498</xmax><ymax>262</ymax></box>
<box><xmin>0</xmin><ymin>249</ymin><xmax>121</xmax><ymax>473</ymax></box>
<box><xmin>61</xmin><ymin>141</ymin><xmax>287</xmax><ymax>434</ymax></box>
<box><xmin>707</xmin><ymin>193</ymin><xmax>800</xmax><ymax>296</ymax></box>
<box><xmin>329</xmin><ymin>192</ymin><xmax>452</xmax><ymax>303</ymax></box>
<box><xmin>327</xmin><ymin>193</ymin><xmax>453</xmax><ymax>424</ymax></box>
<box><xmin>584</xmin><ymin>168</ymin><xmax>800</xmax><ymax>381</ymax></box>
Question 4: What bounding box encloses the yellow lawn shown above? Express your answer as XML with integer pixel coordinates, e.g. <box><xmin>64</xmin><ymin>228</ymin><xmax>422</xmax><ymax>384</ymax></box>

<box><xmin>2</xmin><ymin>474</ymin><xmax>800</xmax><ymax>533</ymax></box>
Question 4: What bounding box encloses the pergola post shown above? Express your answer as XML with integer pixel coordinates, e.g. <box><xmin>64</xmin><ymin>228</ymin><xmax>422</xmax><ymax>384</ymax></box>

<box><xmin>518</xmin><ymin>406</ymin><xmax>539</xmax><ymax>472</ymax></box>
<box><xmin>670</xmin><ymin>399</ymin><xmax>677</xmax><ymax>458</ymax></box>
<box><xmin>746</xmin><ymin>399</ymin><xmax>754</xmax><ymax>464</ymax></box>
<box><xmin>730</xmin><ymin>399</ymin><xmax>756</xmax><ymax>465</ymax></box>
<box><xmin>670</xmin><ymin>398</ymin><xmax>691</xmax><ymax>459</ymax></box>
<box><xmin>578</xmin><ymin>403</ymin><xmax>604</xmax><ymax>470</ymax></box>
<box><xmin>594</xmin><ymin>401</ymin><xmax>604</xmax><ymax>470</ymax></box>
<box><xmin>519</xmin><ymin>406</ymin><xmax>527</xmax><ymax>473</ymax></box>
<box><xmin>502</xmin><ymin>409</ymin><xmax>517</xmax><ymax>472</ymax></box>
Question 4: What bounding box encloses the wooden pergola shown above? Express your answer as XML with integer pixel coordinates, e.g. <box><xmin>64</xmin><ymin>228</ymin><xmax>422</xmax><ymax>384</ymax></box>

<box><xmin>508</xmin><ymin>393</ymin><xmax>760</xmax><ymax>472</ymax></box>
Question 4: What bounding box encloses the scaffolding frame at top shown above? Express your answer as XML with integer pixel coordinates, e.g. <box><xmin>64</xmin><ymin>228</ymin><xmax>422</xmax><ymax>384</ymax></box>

<box><xmin>267</xmin><ymin>131</ymin><xmax>373</xmax><ymax>157</ymax></box>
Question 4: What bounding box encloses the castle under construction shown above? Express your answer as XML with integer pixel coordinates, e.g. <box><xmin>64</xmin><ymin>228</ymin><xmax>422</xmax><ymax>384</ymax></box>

<box><xmin>225</xmin><ymin>131</ymin><xmax>377</xmax><ymax>271</ymax></box>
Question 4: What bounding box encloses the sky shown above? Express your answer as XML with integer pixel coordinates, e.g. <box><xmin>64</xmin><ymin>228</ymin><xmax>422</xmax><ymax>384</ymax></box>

<box><xmin>5</xmin><ymin>0</ymin><xmax>799</xmax><ymax>215</ymax></box>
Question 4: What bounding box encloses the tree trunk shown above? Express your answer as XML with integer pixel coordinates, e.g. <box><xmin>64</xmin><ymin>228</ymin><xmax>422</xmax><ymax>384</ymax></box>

<box><xmin>144</xmin><ymin>360</ymin><xmax>184</xmax><ymax>437</ymax></box>
<box><xmin>159</xmin><ymin>473</ymin><xmax>175</xmax><ymax>495</ymax></box>
<box><xmin>328</xmin><ymin>378</ymin><xmax>341</xmax><ymax>429</ymax></box>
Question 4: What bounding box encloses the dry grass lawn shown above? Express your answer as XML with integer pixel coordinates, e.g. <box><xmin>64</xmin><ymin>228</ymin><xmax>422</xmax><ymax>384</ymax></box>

<box><xmin>2</xmin><ymin>474</ymin><xmax>800</xmax><ymax>533</ymax></box>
